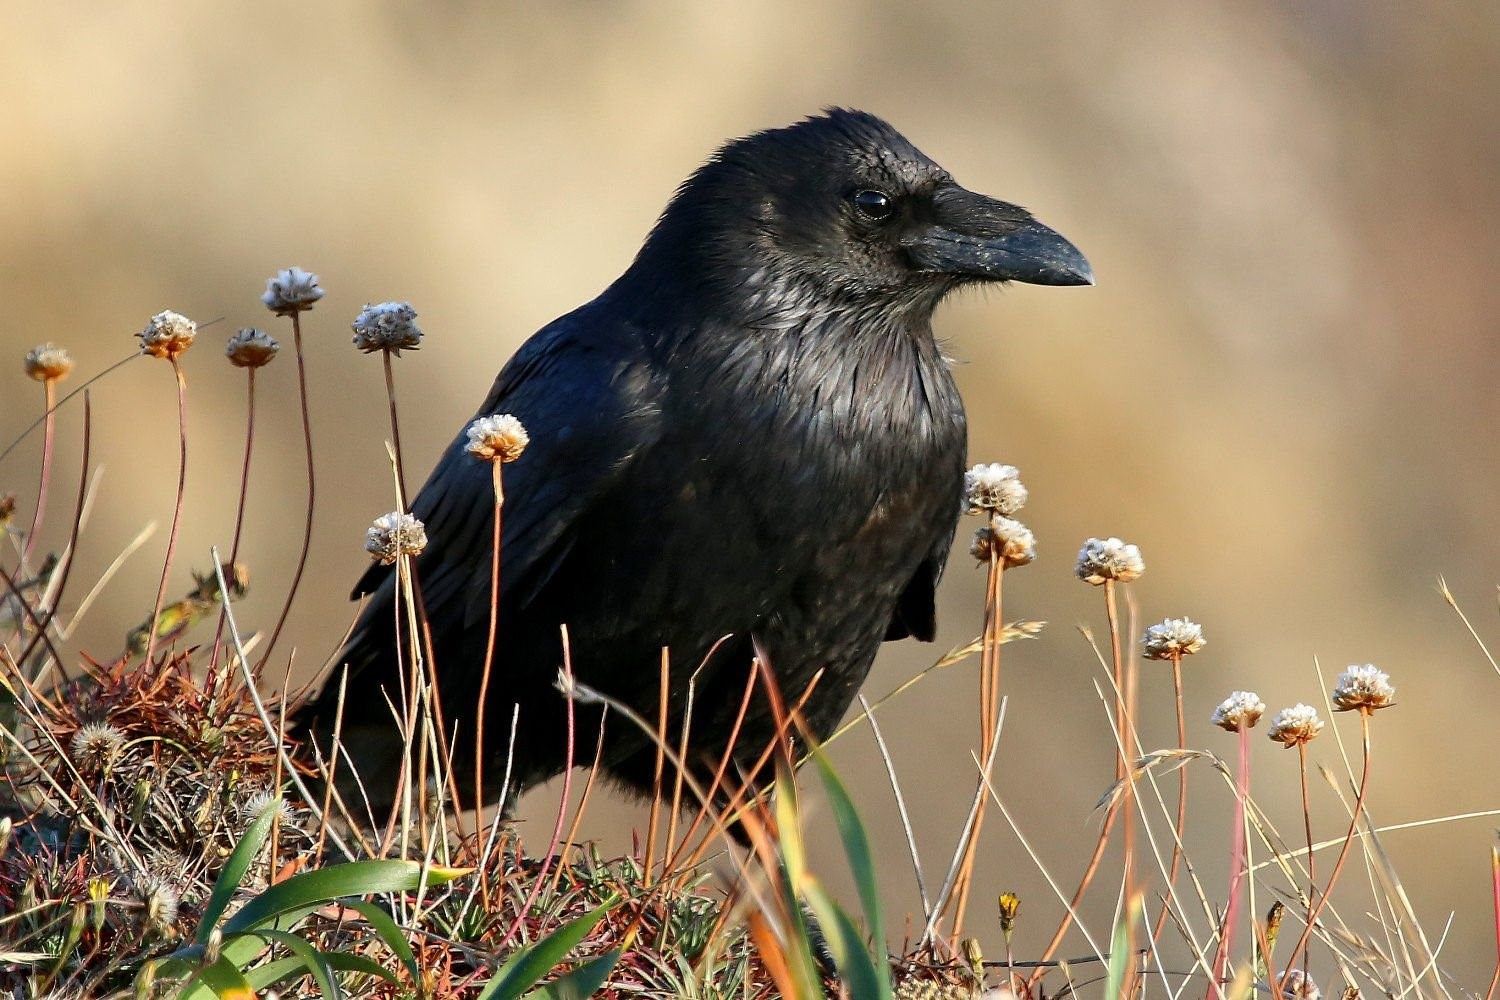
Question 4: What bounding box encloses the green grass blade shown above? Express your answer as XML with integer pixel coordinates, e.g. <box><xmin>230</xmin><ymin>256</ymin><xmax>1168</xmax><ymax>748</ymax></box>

<box><xmin>184</xmin><ymin>956</ymin><xmax>257</xmax><ymax>999</ymax></box>
<box><xmin>476</xmin><ymin>902</ymin><xmax>614</xmax><ymax>1000</ymax></box>
<box><xmin>1104</xmin><ymin>895</ymin><xmax>1139</xmax><ymax>1000</ymax></box>
<box><xmin>196</xmin><ymin>794</ymin><xmax>280</xmax><ymax>943</ymax></box>
<box><xmin>222</xmin><ymin>860</ymin><xmax>467</xmax><ymax>934</ymax></box>
<box><xmin>340</xmin><ymin>898</ymin><xmax>421</xmax><ymax>981</ymax></box>
<box><xmin>524</xmin><ymin>949</ymin><xmax>621</xmax><ymax>999</ymax></box>
<box><xmin>169</xmin><ymin>905</ymin><xmax>322</xmax><ymax>998</ymax></box>
<box><xmin>812</xmin><ymin>748</ymin><xmax>884</xmax><ymax>954</ymax></box>
<box><xmin>250</xmin><ymin>928</ymin><xmax>342</xmax><ymax>999</ymax></box>
<box><xmin>802</xmin><ymin>877</ymin><xmax>892</xmax><ymax>1000</ymax></box>
<box><xmin>244</xmin><ymin>950</ymin><xmax>398</xmax><ymax>992</ymax></box>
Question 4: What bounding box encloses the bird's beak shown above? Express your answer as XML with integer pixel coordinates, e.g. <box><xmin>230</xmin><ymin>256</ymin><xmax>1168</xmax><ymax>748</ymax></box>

<box><xmin>907</xmin><ymin>184</ymin><xmax>1094</xmax><ymax>286</ymax></box>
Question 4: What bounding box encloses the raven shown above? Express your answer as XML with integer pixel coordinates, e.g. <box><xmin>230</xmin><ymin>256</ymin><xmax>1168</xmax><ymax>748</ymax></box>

<box><xmin>296</xmin><ymin>109</ymin><xmax>1090</xmax><ymax>817</ymax></box>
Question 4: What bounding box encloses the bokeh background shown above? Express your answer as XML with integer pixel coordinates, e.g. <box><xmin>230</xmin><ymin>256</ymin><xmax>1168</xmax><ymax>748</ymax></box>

<box><xmin>3</xmin><ymin>1</ymin><xmax>1497</xmax><ymax>984</ymax></box>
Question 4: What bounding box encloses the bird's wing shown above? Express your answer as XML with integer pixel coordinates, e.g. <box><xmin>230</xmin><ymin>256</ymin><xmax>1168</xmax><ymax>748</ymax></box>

<box><xmin>883</xmin><ymin>552</ymin><xmax>941</xmax><ymax>643</ymax></box>
<box><xmin>351</xmin><ymin>306</ymin><xmax>663</xmax><ymax>627</ymax></box>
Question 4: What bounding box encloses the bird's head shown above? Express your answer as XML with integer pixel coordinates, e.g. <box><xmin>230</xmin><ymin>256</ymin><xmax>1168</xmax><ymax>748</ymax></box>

<box><xmin>635</xmin><ymin>108</ymin><xmax>1092</xmax><ymax>323</ymax></box>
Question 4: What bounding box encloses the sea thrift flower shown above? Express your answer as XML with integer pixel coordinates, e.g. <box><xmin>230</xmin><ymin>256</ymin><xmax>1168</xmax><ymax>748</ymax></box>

<box><xmin>970</xmin><ymin>517</ymin><xmax>1035</xmax><ymax>568</ymax></box>
<box><xmin>1074</xmin><ymin>537</ymin><xmax>1145</xmax><ymax>585</ymax></box>
<box><xmin>1268</xmin><ymin>704</ymin><xmax>1325</xmax><ymax>747</ymax></box>
<box><xmin>225</xmin><ymin>328</ymin><xmax>280</xmax><ymax>368</ymax></box>
<box><xmin>24</xmin><ymin>343</ymin><xmax>74</xmax><ymax>382</ymax></box>
<box><xmin>239</xmin><ymin>788</ymin><xmax>298</xmax><ymax>829</ymax></box>
<box><xmin>70</xmin><ymin>722</ymin><xmax>126</xmax><ymax>768</ymax></box>
<box><xmin>963</xmin><ymin>463</ymin><xmax>1027</xmax><ymax>516</ymax></box>
<box><xmin>137</xmin><ymin>310</ymin><xmax>197</xmax><ymax>360</ymax></box>
<box><xmin>261</xmin><ymin>266</ymin><xmax>324</xmax><ymax>316</ymax></box>
<box><xmin>1281</xmin><ymin>970</ymin><xmax>1320</xmax><ymax>1000</ymax></box>
<box><xmin>352</xmin><ymin>301</ymin><xmax>422</xmax><ymax>354</ymax></box>
<box><xmin>1332</xmin><ymin>664</ymin><xmax>1395</xmax><ymax>713</ymax></box>
<box><xmin>1142</xmin><ymin>618</ymin><xmax>1205</xmax><ymax>659</ymax></box>
<box><xmin>130</xmin><ymin>872</ymin><xmax>181</xmax><ymax>933</ymax></box>
<box><xmin>365</xmin><ymin>511</ymin><xmax>427</xmax><ymax>564</ymax></box>
<box><xmin>1211</xmin><ymin>690</ymin><xmax>1265</xmax><ymax>732</ymax></box>
<box><xmin>466</xmin><ymin>414</ymin><xmax>530</xmax><ymax>463</ymax></box>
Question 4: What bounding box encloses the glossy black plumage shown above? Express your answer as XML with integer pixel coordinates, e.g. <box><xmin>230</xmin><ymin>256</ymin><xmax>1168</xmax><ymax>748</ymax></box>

<box><xmin>294</xmin><ymin>109</ymin><xmax>1090</xmax><ymax>814</ymax></box>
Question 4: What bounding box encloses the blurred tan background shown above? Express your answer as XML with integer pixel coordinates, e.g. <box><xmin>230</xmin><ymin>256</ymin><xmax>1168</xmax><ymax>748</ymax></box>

<box><xmin>2</xmin><ymin>1</ymin><xmax>1497</xmax><ymax>985</ymax></box>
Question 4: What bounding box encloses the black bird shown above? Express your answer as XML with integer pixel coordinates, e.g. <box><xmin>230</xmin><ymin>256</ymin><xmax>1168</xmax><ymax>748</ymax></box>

<box><xmin>296</xmin><ymin>109</ymin><xmax>1090</xmax><ymax>817</ymax></box>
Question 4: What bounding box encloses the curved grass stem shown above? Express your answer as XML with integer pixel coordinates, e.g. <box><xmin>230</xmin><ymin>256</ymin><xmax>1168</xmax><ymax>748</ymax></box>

<box><xmin>260</xmin><ymin>312</ymin><xmax>315</xmax><ymax>673</ymax></box>
<box><xmin>143</xmin><ymin>359</ymin><xmax>188</xmax><ymax>665</ymax></box>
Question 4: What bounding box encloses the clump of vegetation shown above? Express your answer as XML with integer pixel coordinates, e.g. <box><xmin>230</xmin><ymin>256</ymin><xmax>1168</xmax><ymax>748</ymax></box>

<box><xmin>1</xmin><ymin>269</ymin><xmax>1495</xmax><ymax>998</ymax></box>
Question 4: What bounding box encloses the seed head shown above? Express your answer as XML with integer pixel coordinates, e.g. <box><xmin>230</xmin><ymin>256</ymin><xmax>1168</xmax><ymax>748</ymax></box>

<box><xmin>239</xmin><ymin>788</ymin><xmax>298</xmax><ymax>830</ymax></box>
<box><xmin>1075</xmin><ymin>537</ymin><xmax>1145</xmax><ymax>585</ymax></box>
<box><xmin>1142</xmin><ymin>618</ymin><xmax>1205</xmax><ymax>659</ymax></box>
<box><xmin>963</xmin><ymin>463</ymin><xmax>1027</xmax><ymax>516</ymax></box>
<box><xmin>1281</xmin><ymin>970</ymin><xmax>1321</xmax><ymax>1000</ymax></box>
<box><xmin>466</xmin><ymin>413</ymin><xmax>530</xmax><ymax>463</ymax></box>
<box><xmin>1211</xmin><ymin>690</ymin><xmax>1265</xmax><ymax>732</ymax></box>
<box><xmin>365</xmin><ymin>511</ymin><xmax>427</xmax><ymax>564</ymax></box>
<box><xmin>352</xmin><ymin>301</ymin><xmax>422</xmax><ymax>354</ymax></box>
<box><xmin>24</xmin><ymin>343</ymin><xmax>74</xmax><ymax>382</ymax></box>
<box><xmin>137</xmin><ymin>311</ymin><xmax>197</xmax><ymax>360</ymax></box>
<box><xmin>970</xmin><ymin>518</ymin><xmax>1035</xmax><ymax>568</ymax></box>
<box><xmin>261</xmin><ymin>266</ymin><xmax>324</xmax><ymax>316</ymax></box>
<box><xmin>130</xmin><ymin>872</ymin><xmax>181</xmax><ymax>934</ymax></box>
<box><xmin>70</xmin><ymin>721</ymin><xmax>127</xmax><ymax>770</ymax></box>
<box><xmin>1332</xmin><ymin>664</ymin><xmax>1395</xmax><ymax>713</ymax></box>
<box><xmin>1268</xmin><ymin>703</ymin><xmax>1325</xmax><ymax>748</ymax></box>
<box><xmin>225</xmin><ymin>327</ymin><xmax>279</xmax><ymax>368</ymax></box>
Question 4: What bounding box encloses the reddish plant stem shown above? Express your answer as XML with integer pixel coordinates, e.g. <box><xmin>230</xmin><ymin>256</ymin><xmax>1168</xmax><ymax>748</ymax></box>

<box><xmin>1278</xmin><ymin>712</ymin><xmax>1372</xmax><ymax>997</ymax></box>
<box><xmin>143</xmin><ymin>359</ymin><xmax>188</xmax><ymax>665</ymax></box>
<box><xmin>473</xmin><ymin>461</ymin><xmax>504</xmax><ymax>902</ymax></box>
<box><xmin>382</xmin><ymin>351</ymin><xmax>409</xmax><ymax>508</ymax></box>
<box><xmin>1297</xmin><ymin>740</ymin><xmax>1316</xmax><ymax>974</ymax></box>
<box><xmin>1208</xmin><ymin>724</ymin><xmax>1252</xmax><ymax>998</ymax></box>
<box><xmin>642</xmin><ymin>648</ymin><xmax>669</xmax><ymax>885</ymax></box>
<box><xmin>1152</xmin><ymin>652</ymin><xmax>1190</xmax><ymax>942</ymax></box>
<box><xmin>22</xmin><ymin>380</ymin><xmax>57</xmax><ymax>568</ymax></box>
<box><xmin>260</xmin><ymin>312</ymin><xmax>315</xmax><ymax>672</ymax></box>
<box><xmin>209</xmin><ymin>367</ymin><xmax>258</xmax><ymax>682</ymax></box>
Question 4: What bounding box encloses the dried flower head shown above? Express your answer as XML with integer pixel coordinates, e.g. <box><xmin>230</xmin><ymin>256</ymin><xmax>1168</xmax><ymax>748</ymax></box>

<box><xmin>970</xmin><ymin>517</ymin><xmax>1035</xmax><ymax>568</ymax></box>
<box><xmin>1268</xmin><ymin>703</ymin><xmax>1325</xmax><ymax>748</ymax></box>
<box><xmin>466</xmin><ymin>413</ymin><xmax>530</xmax><ymax>463</ymax></box>
<box><xmin>225</xmin><ymin>327</ymin><xmax>279</xmax><ymax>368</ymax></box>
<box><xmin>365</xmin><ymin>511</ymin><xmax>427</xmax><ymax>564</ymax></box>
<box><xmin>70</xmin><ymin>721</ymin><xmax>126</xmax><ymax>769</ymax></box>
<box><xmin>239</xmin><ymin>788</ymin><xmax>298</xmax><ymax>830</ymax></box>
<box><xmin>352</xmin><ymin>301</ymin><xmax>422</xmax><ymax>354</ymax></box>
<box><xmin>1281</xmin><ymin>970</ymin><xmax>1321</xmax><ymax>1000</ymax></box>
<box><xmin>24</xmin><ymin>343</ymin><xmax>74</xmax><ymax>382</ymax></box>
<box><xmin>963</xmin><ymin>463</ymin><xmax>1027</xmax><ymax>516</ymax></box>
<box><xmin>137</xmin><ymin>310</ymin><xmax>197</xmax><ymax>360</ymax></box>
<box><xmin>1332</xmin><ymin>664</ymin><xmax>1395</xmax><ymax>713</ymax></box>
<box><xmin>130</xmin><ymin>871</ymin><xmax>181</xmax><ymax>933</ymax></box>
<box><xmin>261</xmin><ymin>266</ymin><xmax>324</xmax><ymax>316</ymax></box>
<box><xmin>1075</xmin><ymin>537</ymin><xmax>1145</xmax><ymax>585</ymax></box>
<box><xmin>1142</xmin><ymin>618</ymin><xmax>1206</xmax><ymax>659</ymax></box>
<box><xmin>1211</xmin><ymin>690</ymin><xmax>1265</xmax><ymax>732</ymax></box>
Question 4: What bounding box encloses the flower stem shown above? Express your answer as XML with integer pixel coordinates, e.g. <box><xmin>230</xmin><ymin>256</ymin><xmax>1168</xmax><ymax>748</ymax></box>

<box><xmin>21</xmin><ymin>380</ymin><xmax>57</xmax><ymax>568</ymax></box>
<box><xmin>1279</xmin><ymin>711</ymin><xmax>1372</xmax><ymax>995</ymax></box>
<box><xmin>208</xmin><ymin>368</ymin><xmax>258</xmax><ymax>688</ymax></box>
<box><xmin>1152</xmin><ymin>652</ymin><xmax>1190</xmax><ymax>942</ymax></box>
<box><xmin>1208</xmin><ymin>724</ymin><xmax>1252</xmax><ymax>999</ymax></box>
<box><xmin>260</xmin><ymin>312</ymin><xmax>315</xmax><ymax>673</ymax></box>
<box><xmin>143</xmin><ymin>359</ymin><xmax>188</xmax><ymax>665</ymax></box>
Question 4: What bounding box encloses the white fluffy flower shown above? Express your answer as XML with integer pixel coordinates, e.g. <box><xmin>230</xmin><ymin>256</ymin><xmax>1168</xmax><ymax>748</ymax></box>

<box><xmin>1280</xmin><ymin>969</ymin><xmax>1320</xmax><ymax>1000</ymax></box>
<box><xmin>365</xmin><ymin>511</ymin><xmax>427</xmax><ymax>564</ymax></box>
<box><xmin>352</xmin><ymin>301</ymin><xmax>422</xmax><ymax>354</ymax></box>
<box><xmin>465</xmin><ymin>414</ymin><xmax>530</xmax><ymax>463</ymax></box>
<box><xmin>963</xmin><ymin>463</ymin><xmax>1027</xmax><ymax>516</ymax></box>
<box><xmin>1074</xmin><ymin>537</ymin><xmax>1145</xmax><ymax>585</ymax></box>
<box><xmin>969</xmin><ymin>517</ymin><xmax>1035</xmax><ymax>568</ymax></box>
<box><xmin>261</xmin><ymin>266</ymin><xmax>324</xmax><ymax>316</ymax></box>
<box><xmin>24</xmin><ymin>343</ymin><xmax>74</xmax><ymax>382</ymax></box>
<box><xmin>1211</xmin><ymin>690</ymin><xmax>1265</xmax><ymax>732</ymax></box>
<box><xmin>1268</xmin><ymin>704</ymin><xmax>1325</xmax><ymax>747</ymax></box>
<box><xmin>71</xmin><ymin>721</ymin><xmax>126</xmax><ymax>769</ymax></box>
<box><xmin>1332</xmin><ymin>664</ymin><xmax>1395</xmax><ymax>713</ymax></box>
<box><xmin>137</xmin><ymin>310</ymin><xmax>197</xmax><ymax>360</ymax></box>
<box><xmin>225</xmin><ymin>328</ymin><xmax>280</xmax><ymax>368</ymax></box>
<box><xmin>1142</xmin><ymin>618</ymin><xmax>1205</xmax><ymax>659</ymax></box>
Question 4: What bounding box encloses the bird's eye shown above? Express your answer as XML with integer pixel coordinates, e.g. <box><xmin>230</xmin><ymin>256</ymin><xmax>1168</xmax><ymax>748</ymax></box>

<box><xmin>851</xmin><ymin>189</ymin><xmax>895</xmax><ymax>221</ymax></box>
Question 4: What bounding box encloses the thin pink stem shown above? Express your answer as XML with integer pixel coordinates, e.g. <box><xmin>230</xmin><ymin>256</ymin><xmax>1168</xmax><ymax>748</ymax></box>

<box><xmin>260</xmin><ymin>312</ymin><xmax>315</xmax><ymax>672</ymax></box>
<box><xmin>1279</xmin><ymin>712</ymin><xmax>1372</xmax><ymax>996</ymax></box>
<box><xmin>1298</xmin><ymin>741</ymin><xmax>1316</xmax><ymax>973</ymax></box>
<box><xmin>1152</xmin><ymin>653</ymin><xmax>1189</xmax><ymax>942</ymax></box>
<box><xmin>21</xmin><ymin>380</ymin><xmax>57</xmax><ymax>567</ymax></box>
<box><xmin>143</xmin><ymin>359</ymin><xmax>188</xmax><ymax>665</ymax></box>
<box><xmin>474</xmin><ymin>461</ymin><xmax>503</xmax><ymax>904</ymax></box>
<box><xmin>1208</xmin><ymin>724</ymin><xmax>1251</xmax><ymax>998</ymax></box>
<box><xmin>208</xmin><ymin>368</ymin><xmax>258</xmax><ymax>681</ymax></box>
